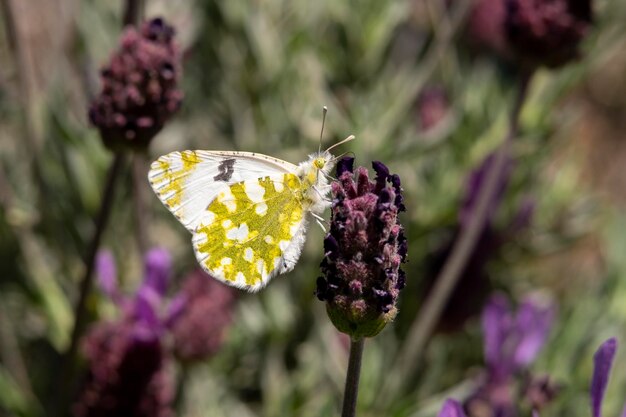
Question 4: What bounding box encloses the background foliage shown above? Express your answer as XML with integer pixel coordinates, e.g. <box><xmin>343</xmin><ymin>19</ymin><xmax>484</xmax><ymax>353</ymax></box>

<box><xmin>1</xmin><ymin>0</ymin><xmax>626</xmax><ymax>416</ymax></box>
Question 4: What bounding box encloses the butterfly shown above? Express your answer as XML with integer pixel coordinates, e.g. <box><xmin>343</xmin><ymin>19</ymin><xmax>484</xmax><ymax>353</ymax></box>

<box><xmin>148</xmin><ymin>135</ymin><xmax>354</xmax><ymax>292</ymax></box>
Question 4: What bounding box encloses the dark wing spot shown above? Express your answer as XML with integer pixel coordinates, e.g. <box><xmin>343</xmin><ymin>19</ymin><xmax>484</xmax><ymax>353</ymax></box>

<box><xmin>213</xmin><ymin>159</ymin><xmax>236</xmax><ymax>181</ymax></box>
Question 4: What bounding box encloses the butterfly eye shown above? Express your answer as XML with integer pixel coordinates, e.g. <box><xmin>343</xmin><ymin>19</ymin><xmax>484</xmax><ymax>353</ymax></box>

<box><xmin>314</xmin><ymin>158</ymin><xmax>326</xmax><ymax>169</ymax></box>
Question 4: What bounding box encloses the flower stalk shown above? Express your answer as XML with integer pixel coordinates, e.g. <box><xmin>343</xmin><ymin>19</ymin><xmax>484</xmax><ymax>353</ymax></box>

<box><xmin>342</xmin><ymin>338</ymin><xmax>365</xmax><ymax>417</ymax></box>
<box><xmin>57</xmin><ymin>152</ymin><xmax>126</xmax><ymax>417</ymax></box>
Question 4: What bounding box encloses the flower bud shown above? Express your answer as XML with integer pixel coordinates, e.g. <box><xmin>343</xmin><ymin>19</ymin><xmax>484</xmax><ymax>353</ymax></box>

<box><xmin>88</xmin><ymin>18</ymin><xmax>183</xmax><ymax>151</ymax></box>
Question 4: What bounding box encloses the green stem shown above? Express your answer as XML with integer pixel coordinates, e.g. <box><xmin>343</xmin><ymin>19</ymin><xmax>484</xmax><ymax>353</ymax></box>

<box><xmin>123</xmin><ymin>0</ymin><xmax>143</xmax><ymax>26</ymax></box>
<box><xmin>56</xmin><ymin>153</ymin><xmax>126</xmax><ymax>416</ymax></box>
<box><xmin>132</xmin><ymin>154</ymin><xmax>151</xmax><ymax>253</ymax></box>
<box><xmin>341</xmin><ymin>338</ymin><xmax>365</xmax><ymax>417</ymax></box>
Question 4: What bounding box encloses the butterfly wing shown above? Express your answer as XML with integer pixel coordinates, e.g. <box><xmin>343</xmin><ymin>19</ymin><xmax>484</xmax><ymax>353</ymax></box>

<box><xmin>192</xmin><ymin>173</ymin><xmax>308</xmax><ymax>292</ymax></box>
<box><xmin>148</xmin><ymin>150</ymin><xmax>297</xmax><ymax>231</ymax></box>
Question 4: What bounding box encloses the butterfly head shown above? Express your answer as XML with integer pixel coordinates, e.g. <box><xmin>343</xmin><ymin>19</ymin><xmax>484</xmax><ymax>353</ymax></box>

<box><xmin>301</xmin><ymin>151</ymin><xmax>334</xmax><ymax>186</ymax></box>
<box><xmin>313</xmin><ymin>156</ymin><xmax>327</xmax><ymax>170</ymax></box>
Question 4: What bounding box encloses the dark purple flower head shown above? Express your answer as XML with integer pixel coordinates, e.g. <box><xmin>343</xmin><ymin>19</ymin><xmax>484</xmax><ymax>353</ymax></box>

<box><xmin>89</xmin><ymin>18</ymin><xmax>183</xmax><ymax>151</ymax></box>
<box><xmin>590</xmin><ymin>338</ymin><xmax>619</xmax><ymax>417</ymax></box>
<box><xmin>168</xmin><ymin>269</ymin><xmax>237</xmax><ymax>362</ymax></box>
<box><xmin>482</xmin><ymin>293</ymin><xmax>555</xmax><ymax>381</ymax></box>
<box><xmin>467</xmin><ymin>0</ymin><xmax>593</xmax><ymax>69</ymax></box>
<box><xmin>73</xmin><ymin>320</ymin><xmax>174</xmax><ymax>417</ymax></box>
<box><xmin>439</xmin><ymin>399</ymin><xmax>468</xmax><ymax>417</ymax></box>
<box><xmin>76</xmin><ymin>248</ymin><xmax>180</xmax><ymax>416</ymax></box>
<box><xmin>316</xmin><ymin>157</ymin><xmax>407</xmax><ymax>339</ymax></box>
<box><xmin>505</xmin><ymin>0</ymin><xmax>593</xmax><ymax>68</ymax></box>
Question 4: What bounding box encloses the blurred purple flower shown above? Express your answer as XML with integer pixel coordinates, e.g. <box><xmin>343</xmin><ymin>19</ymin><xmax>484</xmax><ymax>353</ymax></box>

<box><xmin>465</xmin><ymin>294</ymin><xmax>555</xmax><ymax>417</ymax></box>
<box><xmin>89</xmin><ymin>17</ymin><xmax>183</xmax><ymax>150</ymax></box>
<box><xmin>439</xmin><ymin>399</ymin><xmax>468</xmax><ymax>417</ymax></box>
<box><xmin>467</xmin><ymin>0</ymin><xmax>593</xmax><ymax>69</ymax></box>
<box><xmin>168</xmin><ymin>269</ymin><xmax>237</xmax><ymax>362</ymax></box>
<box><xmin>591</xmin><ymin>338</ymin><xmax>620</xmax><ymax>417</ymax></box>
<box><xmin>94</xmin><ymin>249</ymin><xmax>236</xmax><ymax>364</ymax></box>
<box><xmin>95</xmin><ymin>247</ymin><xmax>176</xmax><ymax>333</ymax></box>
<box><xmin>482</xmin><ymin>294</ymin><xmax>555</xmax><ymax>380</ymax></box>
<box><xmin>75</xmin><ymin>248</ymin><xmax>176</xmax><ymax>417</ymax></box>
<box><xmin>316</xmin><ymin>157</ymin><xmax>407</xmax><ymax>339</ymax></box>
<box><xmin>506</xmin><ymin>0</ymin><xmax>593</xmax><ymax>68</ymax></box>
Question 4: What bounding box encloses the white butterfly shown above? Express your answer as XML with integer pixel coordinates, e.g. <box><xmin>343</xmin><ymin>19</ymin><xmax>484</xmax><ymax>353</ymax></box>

<box><xmin>148</xmin><ymin>135</ymin><xmax>354</xmax><ymax>292</ymax></box>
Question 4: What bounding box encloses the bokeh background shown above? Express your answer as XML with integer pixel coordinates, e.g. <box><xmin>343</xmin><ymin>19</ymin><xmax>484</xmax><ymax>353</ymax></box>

<box><xmin>1</xmin><ymin>0</ymin><xmax>626</xmax><ymax>416</ymax></box>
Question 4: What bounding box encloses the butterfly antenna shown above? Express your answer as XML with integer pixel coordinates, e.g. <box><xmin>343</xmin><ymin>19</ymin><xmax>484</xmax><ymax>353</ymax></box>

<box><xmin>319</xmin><ymin>106</ymin><xmax>328</xmax><ymax>154</ymax></box>
<box><xmin>325</xmin><ymin>134</ymin><xmax>356</xmax><ymax>154</ymax></box>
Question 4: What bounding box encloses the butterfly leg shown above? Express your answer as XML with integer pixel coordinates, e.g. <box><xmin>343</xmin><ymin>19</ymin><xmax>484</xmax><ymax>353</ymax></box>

<box><xmin>311</xmin><ymin>212</ymin><xmax>329</xmax><ymax>232</ymax></box>
<box><xmin>315</xmin><ymin>218</ymin><xmax>327</xmax><ymax>233</ymax></box>
<box><xmin>320</xmin><ymin>170</ymin><xmax>337</xmax><ymax>182</ymax></box>
<box><xmin>312</xmin><ymin>185</ymin><xmax>332</xmax><ymax>201</ymax></box>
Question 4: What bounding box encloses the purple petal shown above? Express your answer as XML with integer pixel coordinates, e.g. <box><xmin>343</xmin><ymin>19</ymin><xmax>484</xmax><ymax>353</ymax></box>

<box><xmin>336</xmin><ymin>157</ymin><xmax>354</xmax><ymax>176</ymax></box>
<box><xmin>438</xmin><ymin>399</ymin><xmax>467</xmax><ymax>417</ymax></box>
<box><xmin>95</xmin><ymin>250</ymin><xmax>118</xmax><ymax>299</ymax></box>
<box><xmin>164</xmin><ymin>293</ymin><xmax>188</xmax><ymax>328</ymax></box>
<box><xmin>482</xmin><ymin>294</ymin><xmax>512</xmax><ymax>368</ymax></box>
<box><xmin>142</xmin><ymin>247</ymin><xmax>172</xmax><ymax>296</ymax></box>
<box><xmin>512</xmin><ymin>297</ymin><xmax>555</xmax><ymax>368</ymax></box>
<box><xmin>591</xmin><ymin>338</ymin><xmax>618</xmax><ymax>417</ymax></box>
<box><xmin>134</xmin><ymin>285</ymin><xmax>162</xmax><ymax>329</ymax></box>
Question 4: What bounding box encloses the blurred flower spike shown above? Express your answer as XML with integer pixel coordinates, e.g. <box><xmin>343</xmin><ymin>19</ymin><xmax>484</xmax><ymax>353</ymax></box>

<box><xmin>465</xmin><ymin>293</ymin><xmax>556</xmax><ymax>417</ymax></box>
<box><xmin>88</xmin><ymin>17</ymin><xmax>183</xmax><ymax>151</ymax></box>
<box><xmin>94</xmin><ymin>249</ymin><xmax>237</xmax><ymax>362</ymax></box>
<box><xmin>74</xmin><ymin>248</ymin><xmax>176</xmax><ymax>417</ymax></box>
<box><xmin>468</xmin><ymin>0</ymin><xmax>593</xmax><ymax>69</ymax></box>
<box><xmin>74</xmin><ymin>249</ymin><xmax>236</xmax><ymax>416</ymax></box>
<box><xmin>482</xmin><ymin>293</ymin><xmax>555</xmax><ymax>381</ymax></box>
<box><xmin>590</xmin><ymin>338</ymin><xmax>623</xmax><ymax>417</ymax></box>
<box><xmin>95</xmin><ymin>248</ymin><xmax>185</xmax><ymax>335</ymax></box>
<box><xmin>316</xmin><ymin>157</ymin><xmax>407</xmax><ymax>339</ymax></box>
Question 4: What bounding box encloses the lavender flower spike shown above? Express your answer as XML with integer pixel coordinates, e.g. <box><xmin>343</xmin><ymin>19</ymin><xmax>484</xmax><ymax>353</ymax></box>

<box><xmin>316</xmin><ymin>157</ymin><xmax>407</xmax><ymax>339</ymax></box>
<box><xmin>591</xmin><ymin>338</ymin><xmax>618</xmax><ymax>417</ymax></box>
<box><xmin>439</xmin><ymin>399</ymin><xmax>468</xmax><ymax>417</ymax></box>
<box><xmin>89</xmin><ymin>18</ymin><xmax>183</xmax><ymax>150</ymax></box>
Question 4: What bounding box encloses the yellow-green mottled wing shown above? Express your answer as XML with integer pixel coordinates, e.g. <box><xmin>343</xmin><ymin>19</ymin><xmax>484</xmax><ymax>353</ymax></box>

<box><xmin>192</xmin><ymin>173</ymin><xmax>307</xmax><ymax>292</ymax></box>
